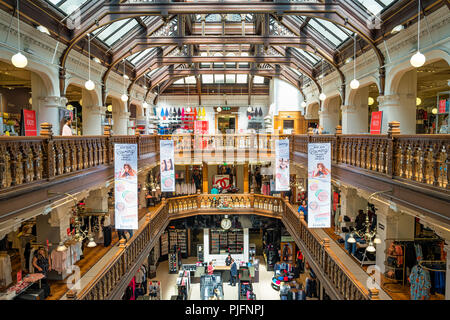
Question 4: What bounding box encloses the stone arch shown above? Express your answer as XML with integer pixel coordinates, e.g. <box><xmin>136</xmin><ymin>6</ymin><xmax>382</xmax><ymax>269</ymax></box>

<box><xmin>0</xmin><ymin>49</ymin><xmax>58</xmax><ymax>97</ymax></box>
<box><xmin>105</xmin><ymin>94</ymin><xmax>128</xmax><ymax>135</ymax></box>
<box><xmin>320</xmin><ymin>94</ymin><xmax>341</xmax><ymax>134</ymax></box>
<box><xmin>66</xmin><ymin>77</ymin><xmax>101</xmax><ymax>107</ymax></box>
<box><xmin>305</xmin><ymin>102</ymin><xmax>319</xmax><ymax>120</ymax></box>
<box><xmin>387</xmin><ymin>49</ymin><xmax>450</xmax><ymax>95</ymax></box>
<box><xmin>347</xmin><ymin>75</ymin><xmax>379</xmax><ymax>106</ymax></box>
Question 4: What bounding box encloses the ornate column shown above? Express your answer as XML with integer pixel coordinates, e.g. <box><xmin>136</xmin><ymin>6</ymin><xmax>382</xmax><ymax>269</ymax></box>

<box><xmin>377</xmin><ymin>94</ymin><xmax>416</xmax><ymax>134</ymax></box>
<box><xmin>319</xmin><ymin>99</ymin><xmax>340</xmax><ymax>134</ymax></box>
<box><xmin>341</xmin><ymin>85</ymin><xmax>369</xmax><ymax>134</ymax></box>
<box><xmin>82</xmin><ymin>105</ymin><xmax>105</xmax><ymax>135</ymax></box>
<box><xmin>37</xmin><ymin>96</ymin><xmax>68</xmax><ymax>135</ymax></box>
<box><xmin>112</xmin><ymin>111</ymin><xmax>130</xmax><ymax>135</ymax></box>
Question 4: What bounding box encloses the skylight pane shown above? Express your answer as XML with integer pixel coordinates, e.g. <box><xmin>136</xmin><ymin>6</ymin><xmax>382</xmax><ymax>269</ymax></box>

<box><xmin>356</xmin><ymin>0</ymin><xmax>384</xmax><ymax>15</ymax></box>
<box><xmin>104</xmin><ymin>20</ymin><xmax>139</xmax><ymax>46</ymax></box>
<box><xmin>128</xmin><ymin>48</ymin><xmax>153</xmax><ymax>65</ymax></box>
<box><xmin>202</xmin><ymin>75</ymin><xmax>214</xmax><ymax>84</ymax></box>
<box><xmin>253</xmin><ymin>76</ymin><xmax>264</xmax><ymax>84</ymax></box>
<box><xmin>236</xmin><ymin>74</ymin><xmax>247</xmax><ymax>83</ymax></box>
<box><xmin>96</xmin><ymin>20</ymin><xmax>129</xmax><ymax>41</ymax></box>
<box><xmin>185</xmin><ymin>76</ymin><xmax>196</xmax><ymax>84</ymax></box>
<box><xmin>318</xmin><ymin>19</ymin><xmax>349</xmax><ymax>40</ymax></box>
<box><xmin>201</xmin><ymin>63</ymin><xmax>211</xmax><ymax>68</ymax></box>
<box><xmin>308</xmin><ymin>19</ymin><xmax>342</xmax><ymax>46</ymax></box>
<box><xmin>215</xmin><ymin>74</ymin><xmax>225</xmax><ymax>83</ymax></box>
<box><xmin>225</xmin><ymin>75</ymin><xmax>235</xmax><ymax>84</ymax></box>
<box><xmin>174</xmin><ymin>78</ymin><xmax>185</xmax><ymax>85</ymax></box>
<box><xmin>59</xmin><ymin>0</ymin><xmax>89</xmax><ymax>15</ymax></box>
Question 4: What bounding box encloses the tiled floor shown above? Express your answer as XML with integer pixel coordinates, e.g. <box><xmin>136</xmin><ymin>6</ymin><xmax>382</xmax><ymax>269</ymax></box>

<box><xmin>150</xmin><ymin>257</ymin><xmax>307</xmax><ymax>300</ymax></box>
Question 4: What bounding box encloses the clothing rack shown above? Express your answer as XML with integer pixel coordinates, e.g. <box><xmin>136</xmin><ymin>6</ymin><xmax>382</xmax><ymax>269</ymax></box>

<box><xmin>418</xmin><ymin>260</ymin><xmax>446</xmax><ymax>272</ymax></box>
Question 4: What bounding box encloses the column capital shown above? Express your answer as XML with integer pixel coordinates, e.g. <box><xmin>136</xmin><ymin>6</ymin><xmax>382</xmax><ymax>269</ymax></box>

<box><xmin>39</xmin><ymin>96</ymin><xmax>68</xmax><ymax>107</ymax></box>
<box><xmin>341</xmin><ymin>104</ymin><xmax>357</xmax><ymax>113</ymax></box>
<box><xmin>377</xmin><ymin>94</ymin><xmax>415</xmax><ymax>106</ymax></box>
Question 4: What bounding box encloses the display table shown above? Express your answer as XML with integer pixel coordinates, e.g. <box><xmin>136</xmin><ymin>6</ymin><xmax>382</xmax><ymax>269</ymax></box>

<box><xmin>212</xmin><ymin>265</ymin><xmax>231</xmax><ymax>282</ymax></box>
<box><xmin>0</xmin><ymin>273</ymin><xmax>44</xmax><ymax>300</ymax></box>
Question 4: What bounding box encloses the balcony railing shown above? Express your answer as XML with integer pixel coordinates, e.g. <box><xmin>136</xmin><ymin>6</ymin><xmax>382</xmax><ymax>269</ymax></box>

<box><xmin>293</xmin><ymin>127</ymin><xmax>449</xmax><ymax>189</ymax></box>
<box><xmin>75</xmin><ymin>194</ymin><xmax>375</xmax><ymax>301</ymax></box>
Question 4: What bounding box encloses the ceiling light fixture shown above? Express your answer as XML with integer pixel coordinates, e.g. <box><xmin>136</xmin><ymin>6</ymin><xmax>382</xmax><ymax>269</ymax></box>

<box><xmin>93</xmin><ymin>57</ymin><xmax>101</xmax><ymax>64</ymax></box>
<box><xmin>416</xmin><ymin>97</ymin><xmax>422</xmax><ymax>106</ymax></box>
<box><xmin>368</xmin><ymin>97</ymin><xmax>375</xmax><ymax>105</ymax></box>
<box><xmin>391</xmin><ymin>24</ymin><xmax>404</xmax><ymax>34</ymax></box>
<box><xmin>85</xmin><ymin>34</ymin><xmax>95</xmax><ymax>91</ymax></box>
<box><xmin>217</xmin><ymin>106</ymin><xmax>222</xmax><ymax>113</ymax></box>
<box><xmin>410</xmin><ymin>0</ymin><xmax>426</xmax><ymax>68</ymax></box>
<box><xmin>11</xmin><ymin>0</ymin><xmax>28</xmax><ymax>68</ymax></box>
<box><xmin>350</xmin><ymin>34</ymin><xmax>360</xmax><ymax>90</ymax></box>
<box><xmin>107</xmin><ymin>104</ymin><xmax>112</xmax><ymax>112</ymax></box>
<box><xmin>36</xmin><ymin>25</ymin><xmax>50</xmax><ymax>35</ymax></box>
<box><xmin>143</xmin><ymin>101</ymin><xmax>149</xmax><ymax>109</ymax></box>
<box><xmin>432</xmin><ymin>107</ymin><xmax>437</xmax><ymax>114</ymax></box>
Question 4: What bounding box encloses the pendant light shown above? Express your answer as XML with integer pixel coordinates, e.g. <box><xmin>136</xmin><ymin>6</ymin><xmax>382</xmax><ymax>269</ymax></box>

<box><xmin>350</xmin><ymin>34</ymin><xmax>360</xmax><ymax>90</ymax></box>
<box><xmin>56</xmin><ymin>242</ymin><xmax>67</xmax><ymax>252</ymax></box>
<box><xmin>366</xmin><ymin>242</ymin><xmax>376</xmax><ymax>253</ymax></box>
<box><xmin>160</xmin><ymin>108</ymin><xmax>164</xmax><ymax>120</ymax></box>
<box><xmin>410</xmin><ymin>0</ymin><xmax>426</xmax><ymax>68</ymax></box>
<box><xmin>217</xmin><ymin>106</ymin><xmax>222</xmax><ymax>113</ymax></box>
<box><xmin>143</xmin><ymin>101</ymin><xmax>148</xmax><ymax>109</ymax></box>
<box><xmin>247</xmin><ymin>106</ymin><xmax>252</xmax><ymax>112</ymax></box>
<box><xmin>85</xmin><ymin>34</ymin><xmax>95</xmax><ymax>91</ymax></box>
<box><xmin>186</xmin><ymin>83</ymin><xmax>191</xmax><ymax>113</ymax></box>
<box><xmin>11</xmin><ymin>0</ymin><xmax>27</xmax><ymax>68</ymax></box>
<box><xmin>319</xmin><ymin>59</ymin><xmax>326</xmax><ymax>101</ymax></box>
<box><xmin>87</xmin><ymin>236</ymin><xmax>97</xmax><ymax>248</ymax></box>
<box><xmin>121</xmin><ymin>60</ymin><xmax>128</xmax><ymax>102</ymax></box>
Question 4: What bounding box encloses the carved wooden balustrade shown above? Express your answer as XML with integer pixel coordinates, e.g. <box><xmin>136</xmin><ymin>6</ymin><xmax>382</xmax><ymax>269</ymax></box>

<box><xmin>282</xmin><ymin>200</ymin><xmax>370</xmax><ymax>300</ymax></box>
<box><xmin>293</xmin><ymin>133</ymin><xmax>449</xmax><ymax>189</ymax></box>
<box><xmin>0</xmin><ymin>132</ymin><xmax>159</xmax><ymax>193</ymax></box>
<box><xmin>76</xmin><ymin>194</ymin><xmax>374</xmax><ymax>300</ymax></box>
<box><xmin>159</xmin><ymin>134</ymin><xmax>290</xmax><ymax>153</ymax></box>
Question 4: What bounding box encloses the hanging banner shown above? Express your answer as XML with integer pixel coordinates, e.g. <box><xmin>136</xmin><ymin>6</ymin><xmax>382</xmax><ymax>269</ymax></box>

<box><xmin>369</xmin><ymin>111</ymin><xmax>383</xmax><ymax>134</ymax></box>
<box><xmin>308</xmin><ymin>143</ymin><xmax>331</xmax><ymax>228</ymax></box>
<box><xmin>275</xmin><ymin>139</ymin><xmax>290</xmax><ymax>191</ymax></box>
<box><xmin>213</xmin><ymin>175</ymin><xmax>231</xmax><ymax>190</ymax></box>
<box><xmin>160</xmin><ymin>140</ymin><xmax>175</xmax><ymax>192</ymax></box>
<box><xmin>114</xmin><ymin>144</ymin><xmax>138</xmax><ymax>230</ymax></box>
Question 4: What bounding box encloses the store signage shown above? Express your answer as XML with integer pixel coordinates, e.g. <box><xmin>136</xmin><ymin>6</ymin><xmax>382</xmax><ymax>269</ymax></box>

<box><xmin>378</xmin><ymin>223</ymin><xmax>385</xmax><ymax>231</ymax></box>
<box><xmin>160</xmin><ymin>140</ymin><xmax>175</xmax><ymax>192</ymax></box>
<box><xmin>194</xmin><ymin>120</ymin><xmax>208</xmax><ymax>134</ymax></box>
<box><xmin>307</xmin><ymin>143</ymin><xmax>331</xmax><ymax>228</ymax></box>
<box><xmin>213</xmin><ymin>175</ymin><xmax>231</xmax><ymax>190</ymax></box>
<box><xmin>275</xmin><ymin>139</ymin><xmax>290</xmax><ymax>191</ymax></box>
<box><xmin>369</xmin><ymin>111</ymin><xmax>383</xmax><ymax>134</ymax></box>
<box><xmin>439</xmin><ymin>99</ymin><xmax>448</xmax><ymax>114</ymax></box>
<box><xmin>22</xmin><ymin>109</ymin><xmax>37</xmax><ymax>136</ymax></box>
<box><xmin>114</xmin><ymin>144</ymin><xmax>138</xmax><ymax>230</ymax></box>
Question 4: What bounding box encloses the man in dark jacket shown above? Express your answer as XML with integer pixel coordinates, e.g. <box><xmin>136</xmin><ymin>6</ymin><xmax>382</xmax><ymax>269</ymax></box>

<box><xmin>229</xmin><ymin>259</ymin><xmax>238</xmax><ymax>286</ymax></box>
<box><xmin>225</xmin><ymin>254</ymin><xmax>232</xmax><ymax>266</ymax></box>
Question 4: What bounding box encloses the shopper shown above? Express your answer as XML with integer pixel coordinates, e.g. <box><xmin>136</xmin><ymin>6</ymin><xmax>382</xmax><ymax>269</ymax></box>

<box><xmin>229</xmin><ymin>259</ymin><xmax>237</xmax><ymax>286</ymax></box>
<box><xmin>117</xmin><ymin>229</ymin><xmax>127</xmax><ymax>243</ymax></box>
<box><xmin>211</xmin><ymin>184</ymin><xmax>219</xmax><ymax>194</ymax></box>
<box><xmin>225</xmin><ymin>254</ymin><xmax>232</xmax><ymax>266</ymax></box>
<box><xmin>207</xmin><ymin>261</ymin><xmax>214</xmax><ymax>275</ymax></box>
<box><xmin>61</xmin><ymin>117</ymin><xmax>73</xmax><ymax>136</ymax></box>
<box><xmin>355</xmin><ymin>209</ymin><xmax>366</xmax><ymax>231</ymax></box>
<box><xmin>298</xmin><ymin>200</ymin><xmax>308</xmax><ymax>223</ymax></box>
<box><xmin>32</xmin><ymin>247</ymin><xmax>51</xmax><ymax>297</ymax></box>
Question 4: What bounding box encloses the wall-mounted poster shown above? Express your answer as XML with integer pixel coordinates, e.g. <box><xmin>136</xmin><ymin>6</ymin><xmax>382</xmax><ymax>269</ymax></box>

<box><xmin>275</xmin><ymin>139</ymin><xmax>290</xmax><ymax>191</ymax></box>
<box><xmin>114</xmin><ymin>144</ymin><xmax>138</xmax><ymax>230</ymax></box>
<box><xmin>307</xmin><ymin>143</ymin><xmax>331</xmax><ymax>228</ymax></box>
<box><xmin>160</xmin><ymin>140</ymin><xmax>175</xmax><ymax>192</ymax></box>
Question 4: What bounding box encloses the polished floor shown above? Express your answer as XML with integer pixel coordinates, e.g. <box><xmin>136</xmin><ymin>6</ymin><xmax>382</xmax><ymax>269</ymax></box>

<box><xmin>150</xmin><ymin>256</ymin><xmax>308</xmax><ymax>300</ymax></box>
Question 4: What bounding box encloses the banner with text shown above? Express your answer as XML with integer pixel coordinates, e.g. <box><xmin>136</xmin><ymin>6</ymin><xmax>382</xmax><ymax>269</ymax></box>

<box><xmin>160</xmin><ymin>140</ymin><xmax>175</xmax><ymax>192</ymax></box>
<box><xmin>114</xmin><ymin>144</ymin><xmax>138</xmax><ymax>230</ymax></box>
<box><xmin>275</xmin><ymin>139</ymin><xmax>290</xmax><ymax>191</ymax></box>
<box><xmin>308</xmin><ymin>143</ymin><xmax>331</xmax><ymax>228</ymax></box>
<box><xmin>369</xmin><ymin>111</ymin><xmax>383</xmax><ymax>134</ymax></box>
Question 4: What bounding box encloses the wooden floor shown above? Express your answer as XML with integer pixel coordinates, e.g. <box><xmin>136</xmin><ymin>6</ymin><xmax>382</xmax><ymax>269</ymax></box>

<box><xmin>322</xmin><ymin>227</ymin><xmax>445</xmax><ymax>300</ymax></box>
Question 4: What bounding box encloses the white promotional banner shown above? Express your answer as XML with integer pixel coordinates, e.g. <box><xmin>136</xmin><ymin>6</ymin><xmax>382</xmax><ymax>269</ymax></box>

<box><xmin>275</xmin><ymin>139</ymin><xmax>290</xmax><ymax>191</ymax></box>
<box><xmin>114</xmin><ymin>144</ymin><xmax>138</xmax><ymax>230</ymax></box>
<box><xmin>307</xmin><ymin>143</ymin><xmax>331</xmax><ymax>228</ymax></box>
<box><xmin>160</xmin><ymin>140</ymin><xmax>175</xmax><ymax>192</ymax></box>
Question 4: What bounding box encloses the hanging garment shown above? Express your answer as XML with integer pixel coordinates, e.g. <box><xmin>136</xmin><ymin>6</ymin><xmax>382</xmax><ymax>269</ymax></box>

<box><xmin>29</xmin><ymin>248</ymin><xmax>36</xmax><ymax>273</ymax></box>
<box><xmin>50</xmin><ymin>249</ymin><xmax>68</xmax><ymax>274</ymax></box>
<box><xmin>409</xmin><ymin>265</ymin><xmax>431</xmax><ymax>300</ymax></box>
<box><xmin>414</xmin><ymin>244</ymin><xmax>423</xmax><ymax>262</ymax></box>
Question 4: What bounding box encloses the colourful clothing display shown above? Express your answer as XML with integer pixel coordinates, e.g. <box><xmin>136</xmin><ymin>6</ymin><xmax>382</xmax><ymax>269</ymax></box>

<box><xmin>409</xmin><ymin>265</ymin><xmax>431</xmax><ymax>300</ymax></box>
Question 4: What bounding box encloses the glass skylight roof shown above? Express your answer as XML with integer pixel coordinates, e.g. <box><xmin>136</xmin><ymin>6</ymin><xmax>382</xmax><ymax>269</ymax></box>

<box><xmin>355</xmin><ymin>0</ymin><xmax>397</xmax><ymax>15</ymax></box>
<box><xmin>47</xmin><ymin>0</ymin><xmax>89</xmax><ymax>15</ymax></box>
<box><xmin>127</xmin><ymin>48</ymin><xmax>156</xmax><ymax>66</ymax></box>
